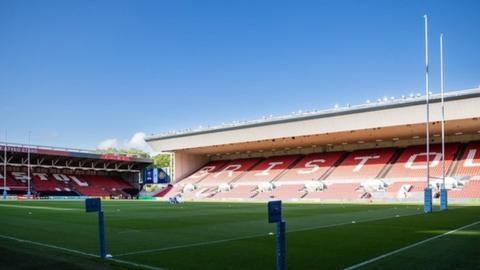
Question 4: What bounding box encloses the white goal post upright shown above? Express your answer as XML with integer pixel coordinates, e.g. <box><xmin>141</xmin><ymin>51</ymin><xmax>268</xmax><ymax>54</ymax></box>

<box><xmin>440</xmin><ymin>33</ymin><xmax>448</xmax><ymax>210</ymax></box>
<box><xmin>27</xmin><ymin>131</ymin><xmax>32</xmax><ymax>200</ymax></box>
<box><xmin>2</xmin><ymin>130</ymin><xmax>6</xmax><ymax>199</ymax></box>
<box><xmin>423</xmin><ymin>14</ymin><xmax>433</xmax><ymax>213</ymax></box>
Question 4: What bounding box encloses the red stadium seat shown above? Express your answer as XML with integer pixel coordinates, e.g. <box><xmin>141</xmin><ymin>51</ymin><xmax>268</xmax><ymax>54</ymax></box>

<box><xmin>160</xmin><ymin>184</ymin><xmax>184</xmax><ymax>198</ymax></box>
<box><xmin>327</xmin><ymin>148</ymin><xmax>396</xmax><ymax>180</ymax></box>
<box><xmin>199</xmin><ymin>158</ymin><xmax>262</xmax><ymax>185</ymax></box>
<box><xmin>30</xmin><ymin>173</ymin><xmax>69</xmax><ymax>192</ymax></box>
<box><xmin>178</xmin><ymin>160</ymin><xmax>230</xmax><ymax>185</ymax></box>
<box><xmin>233</xmin><ymin>155</ymin><xmax>302</xmax><ymax>184</ymax></box>
<box><xmin>164</xmin><ymin>142</ymin><xmax>480</xmax><ymax>201</ymax></box>
<box><xmin>386</xmin><ymin>181</ymin><xmax>425</xmax><ymax>193</ymax></box>
<box><xmin>454</xmin><ymin>141</ymin><xmax>480</xmax><ymax>177</ymax></box>
<box><xmin>73</xmin><ymin>175</ymin><xmax>133</xmax><ymax>196</ymax></box>
<box><xmin>153</xmin><ymin>185</ymin><xmax>174</xmax><ymax>197</ymax></box>
<box><xmin>386</xmin><ymin>143</ymin><xmax>459</xmax><ymax>179</ymax></box>
<box><xmin>10</xmin><ymin>172</ymin><xmax>134</xmax><ymax>196</ymax></box>
<box><xmin>254</xmin><ymin>184</ymin><xmax>306</xmax><ymax>200</ymax></box>
<box><xmin>162</xmin><ymin>158</ymin><xmax>261</xmax><ymax>199</ymax></box>
<box><xmin>303</xmin><ymin>183</ymin><xmax>362</xmax><ymax>200</ymax></box>
<box><xmin>0</xmin><ymin>172</ymin><xmax>27</xmax><ymax>191</ymax></box>
<box><xmin>449</xmin><ymin>180</ymin><xmax>480</xmax><ymax>198</ymax></box>
<box><xmin>211</xmin><ymin>185</ymin><xmax>257</xmax><ymax>199</ymax></box>
<box><xmin>277</xmin><ymin>152</ymin><xmax>343</xmax><ymax>182</ymax></box>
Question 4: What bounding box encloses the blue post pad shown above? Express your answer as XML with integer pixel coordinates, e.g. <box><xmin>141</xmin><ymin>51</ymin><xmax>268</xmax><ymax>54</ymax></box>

<box><xmin>424</xmin><ymin>187</ymin><xmax>433</xmax><ymax>213</ymax></box>
<box><xmin>268</xmin><ymin>200</ymin><xmax>282</xmax><ymax>224</ymax></box>
<box><xmin>85</xmin><ymin>198</ymin><xmax>101</xmax><ymax>213</ymax></box>
<box><xmin>440</xmin><ymin>188</ymin><xmax>448</xmax><ymax>211</ymax></box>
<box><xmin>85</xmin><ymin>198</ymin><xmax>107</xmax><ymax>259</ymax></box>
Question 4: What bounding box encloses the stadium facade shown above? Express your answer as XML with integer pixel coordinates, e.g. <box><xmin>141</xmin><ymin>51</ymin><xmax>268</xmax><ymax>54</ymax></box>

<box><xmin>145</xmin><ymin>88</ymin><xmax>480</xmax><ymax>202</ymax></box>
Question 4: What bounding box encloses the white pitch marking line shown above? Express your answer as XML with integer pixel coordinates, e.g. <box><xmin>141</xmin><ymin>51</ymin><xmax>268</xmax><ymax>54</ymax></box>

<box><xmin>115</xmin><ymin>210</ymin><xmax>422</xmax><ymax>257</ymax></box>
<box><xmin>110</xmin><ymin>258</ymin><xmax>167</xmax><ymax>270</ymax></box>
<box><xmin>0</xmin><ymin>234</ymin><xmax>97</xmax><ymax>257</ymax></box>
<box><xmin>0</xmin><ymin>204</ymin><xmax>80</xmax><ymax>211</ymax></box>
<box><xmin>344</xmin><ymin>220</ymin><xmax>480</xmax><ymax>270</ymax></box>
<box><xmin>0</xmin><ymin>234</ymin><xmax>166</xmax><ymax>270</ymax></box>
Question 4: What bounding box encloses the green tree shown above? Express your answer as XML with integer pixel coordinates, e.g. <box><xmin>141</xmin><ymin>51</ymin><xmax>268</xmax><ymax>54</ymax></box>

<box><xmin>126</xmin><ymin>149</ymin><xmax>150</xmax><ymax>158</ymax></box>
<box><xmin>154</xmin><ymin>153</ymin><xmax>170</xmax><ymax>168</ymax></box>
<box><xmin>95</xmin><ymin>148</ymin><xmax>151</xmax><ymax>159</ymax></box>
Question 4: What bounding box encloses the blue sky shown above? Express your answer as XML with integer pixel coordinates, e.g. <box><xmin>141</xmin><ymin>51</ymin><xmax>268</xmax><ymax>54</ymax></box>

<box><xmin>0</xmin><ymin>0</ymin><xmax>479</xmax><ymax>152</ymax></box>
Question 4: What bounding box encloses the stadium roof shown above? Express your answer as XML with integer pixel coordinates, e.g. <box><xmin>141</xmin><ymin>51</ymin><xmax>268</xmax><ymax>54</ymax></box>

<box><xmin>146</xmin><ymin>87</ymin><xmax>480</xmax><ymax>155</ymax></box>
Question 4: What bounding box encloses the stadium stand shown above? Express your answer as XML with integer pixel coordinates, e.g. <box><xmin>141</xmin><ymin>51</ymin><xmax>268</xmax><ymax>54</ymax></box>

<box><xmin>386</xmin><ymin>182</ymin><xmax>412</xmax><ymax>193</ymax></box>
<box><xmin>276</xmin><ymin>152</ymin><xmax>344</xmax><ymax>182</ymax></box>
<box><xmin>153</xmin><ymin>184</ymin><xmax>174</xmax><ymax>197</ymax></box>
<box><xmin>200</xmin><ymin>158</ymin><xmax>262</xmax><ymax>185</ymax></box>
<box><xmin>165</xmin><ymin>142</ymin><xmax>480</xmax><ymax>201</ymax></box>
<box><xmin>6</xmin><ymin>172</ymin><xmax>134</xmax><ymax>197</ymax></box>
<box><xmin>185</xmin><ymin>155</ymin><xmax>302</xmax><ymax>200</ymax></box>
<box><xmin>159</xmin><ymin>184</ymin><xmax>184</xmax><ymax>198</ymax></box>
<box><xmin>254</xmin><ymin>184</ymin><xmax>306</xmax><ymax>200</ymax></box>
<box><xmin>178</xmin><ymin>160</ymin><xmax>230</xmax><ymax>185</ymax></box>
<box><xmin>211</xmin><ymin>185</ymin><xmax>257</xmax><ymax>200</ymax></box>
<box><xmin>157</xmin><ymin>158</ymin><xmax>263</xmax><ymax>199</ymax></box>
<box><xmin>234</xmin><ymin>155</ymin><xmax>302</xmax><ymax>184</ymax></box>
<box><xmin>71</xmin><ymin>175</ymin><xmax>133</xmax><ymax>197</ymax></box>
<box><xmin>0</xmin><ymin>172</ymin><xmax>27</xmax><ymax>192</ymax></box>
<box><xmin>372</xmin><ymin>143</ymin><xmax>462</xmax><ymax>201</ymax></box>
<box><xmin>443</xmin><ymin>142</ymin><xmax>480</xmax><ymax>200</ymax></box>
<box><xmin>303</xmin><ymin>183</ymin><xmax>362</xmax><ymax>200</ymax></box>
<box><xmin>327</xmin><ymin>148</ymin><xmax>397</xmax><ymax>180</ymax></box>
<box><xmin>454</xmin><ymin>141</ymin><xmax>480</xmax><ymax>177</ymax></box>
<box><xmin>30</xmin><ymin>173</ymin><xmax>71</xmax><ymax>194</ymax></box>
<box><xmin>386</xmin><ymin>143</ymin><xmax>460</xmax><ymax>179</ymax></box>
<box><xmin>1</xmin><ymin>170</ymin><xmax>139</xmax><ymax>197</ymax></box>
<box><xmin>1</xmin><ymin>143</ymin><xmax>151</xmax><ymax>198</ymax></box>
<box><xmin>449</xmin><ymin>180</ymin><xmax>480</xmax><ymax>198</ymax></box>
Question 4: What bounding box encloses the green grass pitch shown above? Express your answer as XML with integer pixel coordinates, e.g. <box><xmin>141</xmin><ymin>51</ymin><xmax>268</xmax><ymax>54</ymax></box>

<box><xmin>0</xmin><ymin>200</ymin><xmax>479</xmax><ymax>270</ymax></box>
